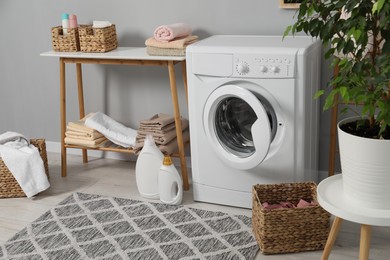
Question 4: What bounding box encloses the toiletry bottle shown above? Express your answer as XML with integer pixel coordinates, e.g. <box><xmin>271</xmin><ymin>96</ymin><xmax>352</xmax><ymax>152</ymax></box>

<box><xmin>158</xmin><ymin>155</ymin><xmax>183</xmax><ymax>205</ymax></box>
<box><xmin>61</xmin><ymin>13</ymin><xmax>69</xmax><ymax>35</ymax></box>
<box><xmin>69</xmin><ymin>14</ymin><xmax>78</xmax><ymax>29</ymax></box>
<box><xmin>135</xmin><ymin>135</ymin><xmax>163</xmax><ymax>199</ymax></box>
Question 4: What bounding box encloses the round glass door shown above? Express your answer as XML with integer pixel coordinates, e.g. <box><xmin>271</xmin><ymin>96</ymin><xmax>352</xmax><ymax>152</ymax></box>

<box><xmin>215</xmin><ymin>97</ymin><xmax>257</xmax><ymax>157</ymax></box>
<box><xmin>204</xmin><ymin>84</ymin><xmax>276</xmax><ymax>169</ymax></box>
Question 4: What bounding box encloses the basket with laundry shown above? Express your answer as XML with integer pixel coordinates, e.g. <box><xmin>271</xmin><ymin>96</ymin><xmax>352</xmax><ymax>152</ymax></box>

<box><xmin>0</xmin><ymin>132</ymin><xmax>50</xmax><ymax>198</ymax></box>
<box><xmin>145</xmin><ymin>23</ymin><xmax>199</xmax><ymax>56</ymax></box>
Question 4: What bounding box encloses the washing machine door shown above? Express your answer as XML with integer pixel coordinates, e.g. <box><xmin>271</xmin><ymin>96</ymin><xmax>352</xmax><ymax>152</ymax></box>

<box><xmin>204</xmin><ymin>84</ymin><xmax>272</xmax><ymax>170</ymax></box>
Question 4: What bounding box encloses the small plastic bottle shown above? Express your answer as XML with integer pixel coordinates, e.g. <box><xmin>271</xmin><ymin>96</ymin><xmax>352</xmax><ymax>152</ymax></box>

<box><xmin>158</xmin><ymin>155</ymin><xmax>183</xmax><ymax>205</ymax></box>
<box><xmin>61</xmin><ymin>13</ymin><xmax>69</xmax><ymax>35</ymax></box>
<box><xmin>135</xmin><ymin>135</ymin><xmax>164</xmax><ymax>199</ymax></box>
<box><xmin>69</xmin><ymin>14</ymin><xmax>78</xmax><ymax>29</ymax></box>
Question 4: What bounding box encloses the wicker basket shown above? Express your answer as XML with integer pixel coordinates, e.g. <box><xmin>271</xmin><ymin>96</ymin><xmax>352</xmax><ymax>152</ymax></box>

<box><xmin>252</xmin><ymin>182</ymin><xmax>330</xmax><ymax>254</ymax></box>
<box><xmin>51</xmin><ymin>26</ymin><xmax>80</xmax><ymax>52</ymax></box>
<box><xmin>78</xmin><ymin>24</ymin><xmax>118</xmax><ymax>52</ymax></box>
<box><xmin>0</xmin><ymin>139</ymin><xmax>49</xmax><ymax>198</ymax></box>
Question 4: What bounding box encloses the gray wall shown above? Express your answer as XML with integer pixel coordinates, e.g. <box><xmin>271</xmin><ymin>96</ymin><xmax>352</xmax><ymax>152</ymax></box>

<box><xmin>0</xmin><ymin>0</ymin><xmax>334</xmax><ymax>173</ymax></box>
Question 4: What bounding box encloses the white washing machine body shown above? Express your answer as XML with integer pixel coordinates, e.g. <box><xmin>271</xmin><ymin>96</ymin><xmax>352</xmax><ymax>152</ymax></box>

<box><xmin>186</xmin><ymin>35</ymin><xmax>321</xmax><ymax>208</ymax></box>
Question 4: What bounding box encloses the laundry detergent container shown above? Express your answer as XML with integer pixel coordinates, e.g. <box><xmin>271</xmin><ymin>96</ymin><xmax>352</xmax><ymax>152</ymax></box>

<box><xmin>135</xmin><ymin>135</ymin><xmax>163</xmax><ymax>199</ymax></box>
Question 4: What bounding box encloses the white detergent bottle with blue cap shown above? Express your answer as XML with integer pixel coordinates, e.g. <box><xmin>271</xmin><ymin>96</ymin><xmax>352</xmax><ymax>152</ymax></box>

<box><xmin>158</xmin><ymin>155</ymin><xmax>183</xmax><ymax>205</ymax></box>
<box><xmin>135</xmin><ymin>135</ymin><xmax>163</xmax><ymax>199</ymax></box>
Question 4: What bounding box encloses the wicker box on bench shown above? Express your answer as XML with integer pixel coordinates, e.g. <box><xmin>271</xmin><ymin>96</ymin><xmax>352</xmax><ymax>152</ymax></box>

<box><xmin>78</xmin><ymin>24</ymin><xmax>118</xmax><ymax>53</ymax></box>
<box><xmin>51</xmin><ymin>26</ymin><xmax>80</xmax><ymax>52</ymax></box>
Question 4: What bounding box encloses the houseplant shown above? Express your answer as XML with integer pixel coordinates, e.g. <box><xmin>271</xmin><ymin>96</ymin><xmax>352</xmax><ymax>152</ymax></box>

<box><xmin>285</xmin><ymin>0</ymin><xmax>390</xmax><ymax>209</ymax></box>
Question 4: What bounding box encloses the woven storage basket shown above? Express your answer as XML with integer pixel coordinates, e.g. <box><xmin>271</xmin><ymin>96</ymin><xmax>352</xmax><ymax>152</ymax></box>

<box><xmin>78</xmin><ymin>24</ymin><xmax>118</xmax><ymax>53</ymax></box>
<box><xmin>0</xmin><ymin>139</ymin><xmax>49</xmax><ymax>198</ymax></box>
<box><xmin>51</xmin><ymin>26</ymin><xmax>80</xmax><ymax>52</ymax></box>
<box><xmin>252</xmin><ymin>182</ymin><xmax>330</xmax><ymax>254</ymax></box>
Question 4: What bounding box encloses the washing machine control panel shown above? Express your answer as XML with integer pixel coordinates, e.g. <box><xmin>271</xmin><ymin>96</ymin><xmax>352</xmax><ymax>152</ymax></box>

<box><xmin>233</xmin><ymin>54</ymin><xmax>296</xmax><ymax>78</ymax></box>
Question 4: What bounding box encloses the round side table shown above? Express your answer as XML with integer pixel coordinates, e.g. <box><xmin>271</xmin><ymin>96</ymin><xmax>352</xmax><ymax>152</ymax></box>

<box><xmin>317</xmin><ymin>175</ymin><xmax>390</xmax><ymax>260</ymax></box>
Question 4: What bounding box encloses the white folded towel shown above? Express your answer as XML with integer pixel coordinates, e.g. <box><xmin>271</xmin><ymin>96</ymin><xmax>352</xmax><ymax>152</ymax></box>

<box><xmin>0</xmin><ymin>132</ymin><xmax>50</xmax><ymax>198</ymax></box>
<box><xmin>85</xmin><ymin>112</ymin><xmax>137</xmax><ymax>148</ymax></box>
<box><xmin>93</xmin><ymin>21</ymin><xmax>112</xmax><ymax>28</ymax></box>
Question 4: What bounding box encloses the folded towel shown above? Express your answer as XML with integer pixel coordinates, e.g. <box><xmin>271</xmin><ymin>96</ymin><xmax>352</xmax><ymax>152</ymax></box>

<box><xmin>85</xmin><ymin>112</ymin><xmax>137</xmax><ymax>148</ymax></box>
<box><xmin>65</xmin><ymin>136</ymin><xmax>110</xmax><ymax>148</ymax></box>
<box><xmin>145</xmin><ymin>35</ymin><xmax>198</xmax><ymax>49</ymax></box>
<box><xmin>137</xmin><ymin>119</ymin><xmax>189</xmax><ymax>145</ymax></box>
<box><xmin>139</xmin><ymin>113</ymin><xmax>176</xmax><ymax>128</ymax></box>
<box><xmin>134</xmin><ymin>129</ymin><xmax>190</xmax><ymax>155</ymax></box>
<box><xmin>137</xmin><ymin>128</ymin><xmax>177</xmax><ymax>145</ymax></box>
<box><xmin>0</xmin><ymin>131</ymin><xmax>50</xmax><ymax>198</ymax></box>
<box><xmin>93</xmin><ymin>20</ymin><xmax>112</xmax><ymax>28</ymax></box>
<box><xmin>65</xmin><ymin>130</ymin><xmax>104</xmax><ymax>140</ymax></box>
<box><xmin>137</xmin><ymin>123</ymin><xmax>176</xmax><ymax>134</ymax></box>
<box><xmin>153</xmin><ymin>23</ymin><xmax>192</xmax><ymax>42</ymax></box>
<box><xmin>146</xmin><ymin>47</ymin><xmax>186</xmax><ymax>57</ymax></box>
<box><xmin>67</xmin><ymin>113</ymin><xmax>98</xmax><ymax>134</ymax></box>
<box><xmin>139</xmin><ymin>117</ymin><xmax>189</xmax><ymax>132</ymax></box>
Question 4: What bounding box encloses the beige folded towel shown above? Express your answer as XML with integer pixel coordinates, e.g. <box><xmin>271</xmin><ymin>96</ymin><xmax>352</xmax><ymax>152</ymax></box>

<box><xmin>146</xmin><ymin>47</ymin><xmax>186</xmax><ymax>57</ymax></box>
<box><xmin>134</xmin><ymin>129</ymin><xmax>190</xmax><ymax>155</ymax></box>
<box><xmin>137</xmin><ymin>123</ymin><xmax>176</xmax><ymax>134</ymax></box>
<box><xmin>137</xmin><ymin>128</ymin><xmax>177</xmax><ymax>145</ymax></box>
<box><xmin>65</xmin><ymin>130</ymin><xmax>104</xmax><ymax>140</ymax></box>
<box><xmin>139</xmin><ymin>113</ymin><xmax>176</xmax><ymax>128</ymax></box>
<box><xmin>64</xmin><ymin>136</ymin><xmax>109</xmax><ymax>148</ymax></box>
<box><xmin>67</xmin><ymin>113</ymin><xmax>97</xmax><ymax>134</ymax></box>
<box><xmin>138</xmin><ymin>118</ymin><xmax>189</xmax><ymax>133</ymax></box>
<box><xmin>145</xmin><ymin>35</ymin><xmax>198</xmax><ymax>49</ymax></box>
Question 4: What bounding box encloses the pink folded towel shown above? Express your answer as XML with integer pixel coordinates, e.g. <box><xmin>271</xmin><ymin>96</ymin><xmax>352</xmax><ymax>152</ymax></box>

<box><xmin>145</xmin><ymin>35</ymin><xmax>199</xmax><ymax>49</ymax></box>
<box><xmin>153</xmin><ymin>23</ymin><xmax>192</xmax><ymax>42</ymax></box>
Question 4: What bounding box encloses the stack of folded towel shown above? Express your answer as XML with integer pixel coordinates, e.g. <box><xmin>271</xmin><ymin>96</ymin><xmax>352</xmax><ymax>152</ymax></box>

<box><xmin>65</xmin><ymin>113</ymin><xmax>110</xmax><ymax>148</ymax></box>
<box><xmin>134</xmin><ymin>113</ymin><xmax>190</xmax><ymax>155</ymax></box>
<box><xmin>145</xmin><ymin>23</ymin><xmax>198</xmax><ymax>56</ymax></box>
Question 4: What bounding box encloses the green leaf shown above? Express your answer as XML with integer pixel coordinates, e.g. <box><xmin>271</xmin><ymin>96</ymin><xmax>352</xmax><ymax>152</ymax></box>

<box><xmin>283</xmin><ymin>26</ymin><xmax>292</xmax><ymax>38</ymax></box>
<box><xmin>314</xmin><ymin>89</ymin><xmax>325</xmax><ymax>99</ymax></box>
<box><xmin>373</xmin><ymin>0</ymin><xmax>385</xmax><ymax>14</ymax></box>
<box><xmin>353</xmin><ymin>29</ymin><xmax>362</xmax><ymax>41</ymax></box>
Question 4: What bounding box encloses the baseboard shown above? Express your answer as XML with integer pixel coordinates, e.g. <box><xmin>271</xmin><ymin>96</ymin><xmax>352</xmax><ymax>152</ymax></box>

<box><xmin>45</xmin><ymin>141</ymin><xmax>192</xmax><ymax>168</ymax></box>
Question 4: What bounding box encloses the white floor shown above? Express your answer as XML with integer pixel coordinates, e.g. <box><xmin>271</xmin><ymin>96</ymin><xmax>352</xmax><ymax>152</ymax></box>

<box><xmin>1</xmin><ymin>152</ymin><xmax>389</xmax><ymax>259</ymax></box>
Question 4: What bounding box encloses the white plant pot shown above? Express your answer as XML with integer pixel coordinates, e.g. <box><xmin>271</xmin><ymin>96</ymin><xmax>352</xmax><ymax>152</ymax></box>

<box><xmin>338</xmin><ymin>117</ymin><xmax>390</xmax><ymax>209</ymax></box>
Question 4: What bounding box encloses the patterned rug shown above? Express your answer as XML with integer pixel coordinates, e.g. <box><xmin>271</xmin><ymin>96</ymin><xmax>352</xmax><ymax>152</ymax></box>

<box><xmin>0</xmin><ymin>192</ymin><xmax>259</xmax><ymax>260</ymax></box>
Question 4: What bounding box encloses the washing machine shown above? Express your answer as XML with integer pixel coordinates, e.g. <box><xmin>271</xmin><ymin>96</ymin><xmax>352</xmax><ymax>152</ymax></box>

<box><xmin>186</xmin><ymin>35</ymin><xmax>321</xmax><ymax>208</ymax></box>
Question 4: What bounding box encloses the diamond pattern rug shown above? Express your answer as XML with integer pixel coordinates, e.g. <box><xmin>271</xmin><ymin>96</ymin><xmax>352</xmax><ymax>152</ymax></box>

<box><xmin>0</xmin><ymin>192</ymin><xmax>259</xmax><ymax>260</ymax></box>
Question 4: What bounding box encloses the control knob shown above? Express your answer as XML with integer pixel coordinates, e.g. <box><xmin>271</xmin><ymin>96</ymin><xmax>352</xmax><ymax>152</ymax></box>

<box><xmin>236</xmin><ymin>61</ymin><xmax>250</xmax><ymax>75</ymax></box>
<box><xmin>270</xmin><ymin>66</ymin><xmax>280</xmax><ymax>73</ymax></box>
<box><xmin>259</xmin><ymin>65</ymin><xmax>268</xmax><ymax>73</ymax></box>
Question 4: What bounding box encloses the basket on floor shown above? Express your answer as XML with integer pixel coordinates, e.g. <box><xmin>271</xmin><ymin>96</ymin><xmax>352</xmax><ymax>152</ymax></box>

<box><xmin>51</xmin><ymin>26</ymin><xmax>80</xmax><ymax>52</ymax></box>
<box><xmin>0</xmin><ymin>139</ymin><xmax>49</xmax><ymax>198</ymax></box>
<box><xmin>252</xmin><ymin>182</ymin><xmax>330</xmax><ymax>254</ymax></box>
<box><xmin>78</xmin><ymin>24</ymin><xmax>118</xmax><ymax>52</ymax></box>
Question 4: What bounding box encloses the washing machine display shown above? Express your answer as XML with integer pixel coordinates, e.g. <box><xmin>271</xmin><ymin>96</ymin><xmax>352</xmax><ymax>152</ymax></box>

<box><xmin>186</xmin><ymin>35</ymin><xmax>321</xmax><ymax>208</ymax></box>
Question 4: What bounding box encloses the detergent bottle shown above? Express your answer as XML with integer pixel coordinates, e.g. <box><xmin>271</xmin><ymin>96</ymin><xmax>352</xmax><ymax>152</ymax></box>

<box><xmin>158</xmin><ymin>155</ymin><xmax>183</xmax><ymax>205</ymax></box>
<box><xmin>135</xmin><ymin>135</ymin><xmax>163</xmax><ymax>199</ymax></box>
